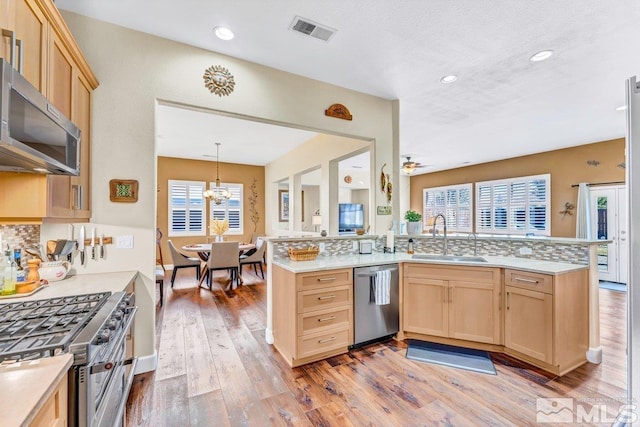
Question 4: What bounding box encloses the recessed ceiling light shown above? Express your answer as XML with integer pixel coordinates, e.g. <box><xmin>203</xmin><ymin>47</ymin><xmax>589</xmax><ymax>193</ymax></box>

<box><xmin>440</xmin><ymin>75</ymin><xmax>458</xmax><ymax>84</ymax></box>
<box><xmin>529</xmin><ymin>50</ymin><xmax>553</xmax><ymax>62</ymax></box>
<box><xmin>213</xmin><ymin>26</ymin><xmax>234</xmax><ymax>41</ymax></box>
<box><xmin>616</xmin><ymin>105</ymin><xmax>628</xmax><ymax>111</ymax></box>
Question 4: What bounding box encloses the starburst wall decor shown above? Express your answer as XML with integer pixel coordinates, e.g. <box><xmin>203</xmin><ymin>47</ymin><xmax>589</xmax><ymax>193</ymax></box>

<box><xmin>203</xmin><ymin>65</ymin><xmax>236</xmax><ymax>97</ymax></box>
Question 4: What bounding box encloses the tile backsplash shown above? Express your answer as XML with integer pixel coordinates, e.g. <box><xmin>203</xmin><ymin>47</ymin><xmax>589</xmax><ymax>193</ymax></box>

<box><xmin>271</xmin><ymin>234</ymin><xmax>592</xmax><ymax>265</ymax></box>
<box><xmin>0</xmin><ymin>224</ymin><xmax>41</xmax><ymax>250</ymax></box>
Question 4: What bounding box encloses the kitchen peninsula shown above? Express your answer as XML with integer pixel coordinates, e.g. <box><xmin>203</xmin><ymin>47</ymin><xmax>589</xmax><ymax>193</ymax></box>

<box><xmin>266</xmin><ymin>234</ymin><xmax>602</xmax><ymax>375</ymax></box>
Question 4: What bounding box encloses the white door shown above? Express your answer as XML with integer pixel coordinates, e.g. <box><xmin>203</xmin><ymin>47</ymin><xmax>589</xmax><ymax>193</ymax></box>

<box><xmin>590</xmin><ymin>185</ymin><xmax>627</xmax><ymax>283</ymax></box>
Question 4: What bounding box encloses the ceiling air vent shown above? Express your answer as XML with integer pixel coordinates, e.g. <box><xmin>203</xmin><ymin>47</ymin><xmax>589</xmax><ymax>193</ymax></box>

<box><xmin>290</xmin><ymin>16</ymin><xmax>336</xmax><ymax>42</ymax></box>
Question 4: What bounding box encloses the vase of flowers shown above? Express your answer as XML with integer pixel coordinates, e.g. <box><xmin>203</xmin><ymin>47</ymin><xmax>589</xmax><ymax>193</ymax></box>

<box><xmin>210</xmin><ymin>219</ymin><xmax>229</xmax><ymax>242</ymax></box>
<box><xmin>404</xmin><ymin>210</ymin><xmax>423</xmax><ymax>235</ymax></box>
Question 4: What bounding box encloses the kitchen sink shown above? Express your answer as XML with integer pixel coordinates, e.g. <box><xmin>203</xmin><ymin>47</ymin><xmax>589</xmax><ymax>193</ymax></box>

<box><xmin>411</xmin><ymin>254</ymin><xmax>488</xmax><ymax>263</ymax></box>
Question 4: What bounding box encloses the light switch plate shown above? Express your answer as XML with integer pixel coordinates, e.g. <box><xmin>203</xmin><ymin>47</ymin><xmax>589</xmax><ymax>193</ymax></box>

<box><xmin>116</xmin><ymin>235</ymin><xmax>134</xmax><ymax>249</ymax></box>
<box><xmin>519</xmin><ymin>247</ymin><xmax>533</xmax><ymax>255</ymax></box>
<box><xmin>319</xmin><ymin>242</ymin><xmax>326</xmax><ymax>253</ymax></box>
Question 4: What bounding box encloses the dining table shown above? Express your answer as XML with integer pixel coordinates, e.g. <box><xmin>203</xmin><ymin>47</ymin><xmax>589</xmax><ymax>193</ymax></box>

<box><xmin>182</xmin><ymin>242</ymin><xmax>256</xmax><ymax>287</ymax></box>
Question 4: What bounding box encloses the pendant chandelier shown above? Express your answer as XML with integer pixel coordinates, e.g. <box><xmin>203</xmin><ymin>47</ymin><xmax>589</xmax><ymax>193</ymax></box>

<box><xmin>203</xmin><ymin>142</ymin><xmax>231</xmax><ymax>205</ymax></box>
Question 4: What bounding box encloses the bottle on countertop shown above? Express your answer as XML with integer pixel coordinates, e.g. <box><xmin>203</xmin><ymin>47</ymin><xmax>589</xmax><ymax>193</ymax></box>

<box><xmin>14</xmin><ymin>248</ymin><xmax>25</xmax><ymax>282</ymax></box>
<box><xmin>407</xmin><ymin>238</ymin><xmax>415</xmax><ymax>255</ymax></box>
<box><xmin>2</xmin><ymin>246</ymin><xmax>16</xmax><ymax>295</ymax></box>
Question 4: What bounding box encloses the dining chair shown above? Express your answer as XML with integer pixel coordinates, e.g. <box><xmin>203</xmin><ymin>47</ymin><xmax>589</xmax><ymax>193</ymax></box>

<box><xmin>167</xmin><ymin>240</ymin><xmax>201</xmax><ymax>286</ymax></box>
<box><xmin>156</xmin><ymin>228</ymin><xmax>166</xmax><ymax>272</ymax></box>
<box><xmin>239</xmin><ymin>237</ymin><xmax>266</xmax><ymax>279</ymax></box>
<box><xmin>155</xmin><ymin>265</ymin><xmax>165</xmax><ymax>306</ymax></box>
<box><xmin>206</xmin><ymin>241</ymin><xmax>240</xmax><ymax>288</ymax></box>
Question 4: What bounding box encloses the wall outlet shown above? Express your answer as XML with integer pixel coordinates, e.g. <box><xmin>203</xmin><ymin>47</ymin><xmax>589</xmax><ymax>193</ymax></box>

<box><xmin>319</xmin><ymin>242</ymin><xmax>326</xmax><ymax>253</ymax></box>
<box><xmin>353</xmin><ymin>241</ymin><xmax>359</xmax><ymax>251</ymax></box>
<box><xmin>116</xmin><ymin>235</ymin><xmax>134</xmax><ymax>249</ymax></box>
<box><xmin>519</xmin><ymin>247</ymin><xmax>533</xmax><ymax>255</ymax></box>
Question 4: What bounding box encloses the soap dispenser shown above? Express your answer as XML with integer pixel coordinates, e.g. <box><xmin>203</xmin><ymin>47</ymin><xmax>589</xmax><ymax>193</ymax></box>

<box><xmin>407</xmin><ymin>238</ymin><xmax>415</xmax><ymax>254</ymax></box>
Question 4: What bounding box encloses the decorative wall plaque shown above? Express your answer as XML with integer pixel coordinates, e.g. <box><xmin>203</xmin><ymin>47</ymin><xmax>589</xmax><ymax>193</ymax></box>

<box><xmin>377</xmin><ymin>206</ymin><xmax>392</xmax><ymax>215</ymax></box>
<box><xmin>203</xmin><ymin>65</ymin><xmax>236</xmax><ymax>97</ymax></box>
<box><xmin>109</xmin><ymin>179</ymin><xmax>138</xmax><ymax>203</ymax></box>
<box><xmin>325</xmin><ymin>103</ymin><xmax>352</xmax><ymax>121</ymax></box>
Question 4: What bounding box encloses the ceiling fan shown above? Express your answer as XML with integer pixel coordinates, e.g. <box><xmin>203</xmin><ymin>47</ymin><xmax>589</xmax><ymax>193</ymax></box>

<box><xmin>401</xmin><ymin>156</ymin><xmax>429</xmax><ymax>175</ymax></box>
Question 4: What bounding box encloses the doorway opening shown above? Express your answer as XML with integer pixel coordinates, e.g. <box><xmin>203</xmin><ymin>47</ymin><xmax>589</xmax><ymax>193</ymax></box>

<box><xmin>591</xmin><ymin>185</ymin><xmax>627</xmax><ymax>285</ymax></box>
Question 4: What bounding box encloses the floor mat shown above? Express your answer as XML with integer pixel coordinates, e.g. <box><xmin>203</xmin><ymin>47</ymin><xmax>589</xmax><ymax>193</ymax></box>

<box><xmin>406</xmin><ymin>340</ymin><xmax>497</xmax><ymax>375</ymax></box>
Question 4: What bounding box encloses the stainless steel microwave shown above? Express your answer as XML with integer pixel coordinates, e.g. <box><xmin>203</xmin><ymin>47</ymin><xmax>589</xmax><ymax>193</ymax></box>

<box><xmin>0</xmin><ymin>58</ymin><xmax>80</xmax><ymax>175</ymax></box>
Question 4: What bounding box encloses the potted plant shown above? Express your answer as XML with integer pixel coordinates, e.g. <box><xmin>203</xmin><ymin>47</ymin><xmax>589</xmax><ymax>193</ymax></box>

<box><xmin>405</xmin><ymin>210</ymin><xmax>423</xmax><ymax>235</ymax></box>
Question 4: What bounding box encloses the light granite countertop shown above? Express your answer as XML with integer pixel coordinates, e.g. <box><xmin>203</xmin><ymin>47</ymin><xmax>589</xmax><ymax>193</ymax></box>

<box><xmin>272</xmin><ymin>253</ymin><xmax>588</xmax><ymax>275</ymax></box>
<box><xmin>0</xmin><ymin>354</ymin><xmax>73</xmax><ymax>427</ymax></box>
<box><xmin>0</xmin><ymin>270</ymin><xmax>138</xmax><ymax>303</ymax></box>
<box><xmin>266</xmin><ymin>234</ymin><xmax>606</xmax><ymax>244</ymax></box>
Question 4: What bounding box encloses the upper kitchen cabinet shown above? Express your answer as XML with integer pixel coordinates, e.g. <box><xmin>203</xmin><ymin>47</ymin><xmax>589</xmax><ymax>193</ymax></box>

<box><xmin>0</xmin><ymin>0</ymin><xmax>98</xmax><ymax>222</ymax></box>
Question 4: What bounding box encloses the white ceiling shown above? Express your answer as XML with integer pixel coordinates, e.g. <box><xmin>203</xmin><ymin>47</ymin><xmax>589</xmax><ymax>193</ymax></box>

<box><xmin>58</xmin><ymin>0</ymin><xmax>640</xmax><ymax>174</ymax></box>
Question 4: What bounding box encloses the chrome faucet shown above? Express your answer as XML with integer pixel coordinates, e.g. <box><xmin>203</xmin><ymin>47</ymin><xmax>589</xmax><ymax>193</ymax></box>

<box><xmin>432</xmin><ymin>214</ymin><xmax>448</xmax><ymax>255</ymax></box>
<box><xmin>467</xmin><ymin>232</ymin><xmax>478</xmax><ymax>256</ymax></box>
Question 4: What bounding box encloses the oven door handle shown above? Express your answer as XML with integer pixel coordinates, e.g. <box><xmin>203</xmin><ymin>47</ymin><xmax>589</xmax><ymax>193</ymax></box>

<box><xmin>90</xmin><ymin>306</ymin><xmax>138</xmax><ymax>375</ymax></box>
<box><xmin>113</xmin><ymin>356</ymin><xmax>138</xmax><ymax>426</ymax></box>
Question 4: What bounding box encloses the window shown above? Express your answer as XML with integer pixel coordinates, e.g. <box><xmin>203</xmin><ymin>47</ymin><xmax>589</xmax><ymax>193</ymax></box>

<box><xmin>210</xmin><ymin>183</ymin><xmax>243</xmax><ymax>235</ymax></box>
<box><xmin>423</xmin><ymin>184</ymin><xmax>473</xmax><ymax>233</ymax></box>
<box><xmin>168</xmin><ymin>180</ymin><xmax>205</xmax><ymax>236</ymax></box>
<box><xmin>476</xmin><ymin>174</ymin><xmax>550</xmax><ymax>235</ymax></box>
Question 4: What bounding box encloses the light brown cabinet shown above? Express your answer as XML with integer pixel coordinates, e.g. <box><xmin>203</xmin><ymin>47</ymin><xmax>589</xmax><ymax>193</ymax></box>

<box><xmin>503</xmin><ymin>268</ymin><xmax>589</xmax><ymax>375</ymax></box>
<box><xmin>31</xmin><ymin>371</ymin><xmax>68</xmax><ymax>427</ymax></box>
<box><xmin>403</xmin><ymin>263</ymin><xmax>502</xmax><ymax>345</ymax></box>
<box><xmin>0</xmin><ymin>0</ymin><xmax>98</xmax><ymax>222</ymax></box>
<box><xmin>273</xmin><ymin>265</ymin><xmax>353</xmax><ymax>367</ymax></box>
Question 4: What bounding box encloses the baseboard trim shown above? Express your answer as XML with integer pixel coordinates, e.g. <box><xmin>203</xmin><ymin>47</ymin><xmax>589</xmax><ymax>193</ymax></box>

<box><xmin>586</xmin><ymin>346</ymin><xmax>602</xmax><ymax>364</ymax></box>
<box><xmin>265</xmin><ymin>327</ymin><xmax>274</xmax><ymax>344</ymax></box>
<box><xmin>134</xmin><ymin>351</ymin><xmax>158</xmax><ymax>374</ymax></box>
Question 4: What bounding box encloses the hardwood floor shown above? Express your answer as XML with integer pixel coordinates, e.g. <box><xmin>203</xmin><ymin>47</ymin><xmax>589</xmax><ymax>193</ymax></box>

<box><xmin>127</xmin><ymin>268</ymin><xmax>627</xmax><ymax>426</ymax></box>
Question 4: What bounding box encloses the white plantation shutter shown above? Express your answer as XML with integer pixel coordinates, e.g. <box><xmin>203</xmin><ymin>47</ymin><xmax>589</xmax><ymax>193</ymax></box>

<box><xmin>210</xmin><ymin>183</ymin><xmax>243</xmax><ymax>234</ymax></box>
<box><xmin>423</xmin><ymin>184</ymin><xmax>473</xmax><ymax>233</ymax></box>
<box><xmin>475</xmin><ymin>174</ymin><xmax>550</xmax><ymax>235</ymax></box>
<box><xmin>168</xmin><ymin>180</ymin><xmax>205</xmax><ymax>236</ymax></box>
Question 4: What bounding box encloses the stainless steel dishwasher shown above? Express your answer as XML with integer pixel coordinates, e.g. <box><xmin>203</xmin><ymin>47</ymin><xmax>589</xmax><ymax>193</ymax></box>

<box><xmin>353</xmin><ymin>264</ymin><xmax>399</xmax><ymax>346</ymax></box>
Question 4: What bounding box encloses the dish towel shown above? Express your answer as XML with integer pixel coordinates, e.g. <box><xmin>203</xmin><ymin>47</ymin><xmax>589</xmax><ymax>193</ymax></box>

<box><xmin>374</xmin><ymin>270</ymin><xmax>391</xmax><ymax>305</ymax></box>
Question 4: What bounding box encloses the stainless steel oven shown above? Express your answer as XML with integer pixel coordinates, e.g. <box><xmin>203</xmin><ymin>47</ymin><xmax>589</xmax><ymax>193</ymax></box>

<box><xmin>69</xmin><ymin>292</ymin><xmax>137</xmax><ymax>427</ymax></box>
<box><xmin>0</xmin><ymin>291</ymin><xmax>137</xmax><ymax>427</ymax></box>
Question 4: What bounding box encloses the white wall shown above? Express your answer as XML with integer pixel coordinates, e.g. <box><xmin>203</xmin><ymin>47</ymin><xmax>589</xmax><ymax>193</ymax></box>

<box><xmin>58</xmin><ymin>11</ymin><xmax>399</xmax><ymax>362</ymax></box>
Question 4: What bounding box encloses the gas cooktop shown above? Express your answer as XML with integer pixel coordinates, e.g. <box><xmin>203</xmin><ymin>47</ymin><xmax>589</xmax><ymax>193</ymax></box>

<box><xmin>0</xmin><ymin>292</ymin><xmax>111</xmax><ymax>363</ymax></box>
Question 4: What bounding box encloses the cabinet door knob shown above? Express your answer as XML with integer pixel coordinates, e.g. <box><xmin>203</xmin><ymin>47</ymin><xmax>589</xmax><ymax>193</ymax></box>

<box><xmin>317</xmin><ymin>295</ymin><xmax>336</xmax><ymax>300</ymax></box>
<box><xmin>318</xmin><ymin>316</ymin><xmax>337</xmax><ymax>322</ymax></box>
<box><xmin>318</xmin><ymin>337</ymin><xmax>337</xmax><ymax>344</ymax></box>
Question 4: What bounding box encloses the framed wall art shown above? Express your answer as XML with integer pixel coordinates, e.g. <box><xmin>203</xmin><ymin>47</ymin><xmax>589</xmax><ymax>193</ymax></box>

<box><xmin>279</xmin><ymin>190</ymin><xmax>289</xmax><ymax>222</ymax></box>
<box><xmin>109</xmin><ymin>179</ymin><xmax>139</xmax><ymax>203</ymax></box>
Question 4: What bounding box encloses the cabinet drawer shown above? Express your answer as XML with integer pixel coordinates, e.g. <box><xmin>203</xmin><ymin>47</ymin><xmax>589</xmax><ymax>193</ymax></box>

<box><xmin>297</xmin><ymin>268</ymin><xmax>352</xmax><ymax>291</ymax></box>
<box><xmin>298</xmin><ymin>285</ymin><xmax>352</xmax><ymax>313</ymax></box>
<box><xmin>505</xmin><ymin>269</ymin><xmax>553</xmax><ymax>294</ymax></box>
<box><xmin>298</xmin><ymin>306</ymin><xmax>351</xmax><ymax>336</ymax></box>
<box><xmin>296</xmin><ymin>328</ymin><xmax>350</xmax><ymax>359</ymax></box>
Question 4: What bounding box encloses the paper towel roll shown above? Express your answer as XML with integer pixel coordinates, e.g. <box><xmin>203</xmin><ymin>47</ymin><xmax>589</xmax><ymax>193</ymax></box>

<box><xmin>386</xmin><ymin>231</ymin><xmax>394</xmax><ymax>249</ymax></box>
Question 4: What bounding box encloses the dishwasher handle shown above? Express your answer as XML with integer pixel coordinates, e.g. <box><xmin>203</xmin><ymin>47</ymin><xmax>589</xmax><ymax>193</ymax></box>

<box><xmin>356</xmin><ymin>267</ymin><xmax>398</xmax><ymax>277</ymax></box>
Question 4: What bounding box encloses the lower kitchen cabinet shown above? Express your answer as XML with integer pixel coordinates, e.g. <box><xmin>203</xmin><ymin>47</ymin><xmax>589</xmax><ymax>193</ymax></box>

<box><xmin>31</xmin><ymin>371</ymin><xmax>68</xmax><ymax>427</ymax></box>
<box><xmin>504</xmin><ymin>268</ymin><xmax>588</xmax><ymax>374</ymax></box>
<box><xmin>272</xmin><ymin>265</ymin><xmax>353</xmax><ymax>367</ymax></box>
<box><xmin>403</xmin><ymin>263</ymin><xmax>502</xmax><ymax>345</ymax></box>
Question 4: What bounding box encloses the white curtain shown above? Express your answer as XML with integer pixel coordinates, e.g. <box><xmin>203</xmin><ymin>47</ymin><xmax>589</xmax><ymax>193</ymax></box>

<box><xmin>575</xmin><ymin>182</ymin><xmax>592</xmax><ymax>239</ymax></box>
